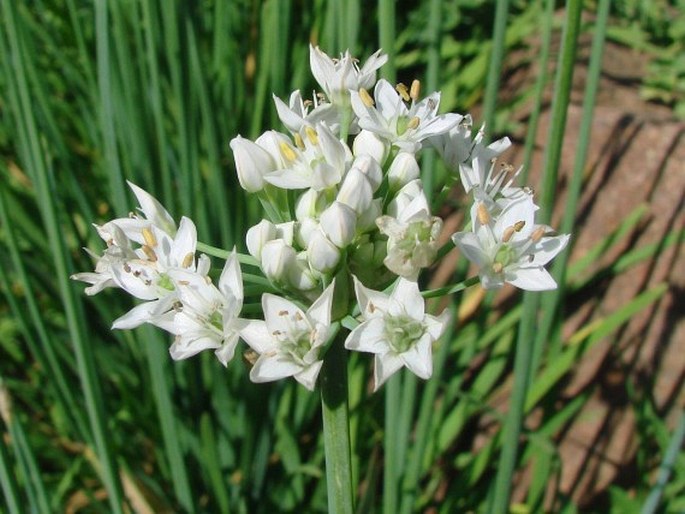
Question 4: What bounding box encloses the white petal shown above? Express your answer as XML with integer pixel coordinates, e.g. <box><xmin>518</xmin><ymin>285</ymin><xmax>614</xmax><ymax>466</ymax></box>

<box><xmin>307</xmin><ymin>280</ymin><xmax>335</xmax><ymax>327</ymax></box>
<box><xmin>262</xmin><ymin>294</ymin><xmax>308</xmax><ymax>335</ymax></box>
<box><xmin>214</xmin><ymin>333</ymin><xmax>241</xmax><ymax>367</ymax></box>
<box><xmin>112</xmin><ymin>300</ymin><xmax>161</xmax><ymax>329</ymax></box>
<box><xmin>523</xmin><ymin>234</ymin><xmax>570</xmax><ymax>267</ymax></box>
<box><xmin>239</xmin><ymin>320</ymin><xmax>273</xmax><ymax>353</ymax></box>
<box><xmin>373</xmin><ymin>352</ymin><xmax>404</xmax><ymax>391</ymax></box>
<box><xmin>353</xmin><ymin>276</ymin><xmax>389</xmax><ymax>319</ymax></box>
<box><xmin>127</xmin><ymin>181</ymin><xmax>176</xmax><ymax>235</ymax></box>
<box><xmin>400</xmin><ymin>336</ymin><xmax>433</xmax><ymax>379</ymax></box>
<box><xmin>294</xmin><ymin>360</ymin><xmax>324</xmax><ymax>391</ymax></box>
<box><xmin>250</xmin><ymin>354</ymin><xmax>302</xmax><ymax>383</ymax></box>
<box><xmin>169</xmin><ymin>335</ymin><xmax>221</xmax><ymax>361</ymax></box>
<box><xmin>389</xmin><ymin>278</ymin><xmax>424</xmax><ymax>320</ymax></box>
<box><xmin>344</xmin><ymin>318</ymin><xmax>388</xmax><ymax>353</ymax></box>
<box><xmin>219</xmin><ymin>249</ymin><xmax>244</xmax><ymax>306</ymax></box>
<box><xmin>452</xmin><ymin>231</ymin><xmax>489</xmax><ymax>268</ymax></box>
<box><xmin>171</xmin><ymin>217</ymin><xmax>198</xmax><ymax>266</ymax></box>
<box><xmin>507</xmin><ymin>267</ymin><xmax>558</xmax><ymax>291</ymax></box>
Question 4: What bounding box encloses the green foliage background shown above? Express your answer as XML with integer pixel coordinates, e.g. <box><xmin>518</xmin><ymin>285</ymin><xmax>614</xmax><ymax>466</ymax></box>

<box><xmin>1</xmin><ymin>1</ymin><xmax>683</xmax><ymax>513</ymax></box>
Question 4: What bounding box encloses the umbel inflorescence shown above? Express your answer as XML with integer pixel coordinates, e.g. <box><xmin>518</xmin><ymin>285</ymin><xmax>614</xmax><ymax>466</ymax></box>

<box><xmin>73</xmin><ymin>46</ymin><xmax>569</xmax><ymax>392</ymax></box>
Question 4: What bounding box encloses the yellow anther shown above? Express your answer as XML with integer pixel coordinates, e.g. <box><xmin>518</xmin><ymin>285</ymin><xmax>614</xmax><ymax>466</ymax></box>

<box><xmin>359</xmin><ymin>87</ymin><xmax>375</xmax><ymax>107</ymax></box>
<box><xmin>181</xmin><ymin>252</ymin><xmax>194</xmax><ymax>268</ymax></box>
<box><xmin>142</xmin><ymin>227</ymin><xmax>157</xmax><ymax>247</ymax></box>
<box><xmin>514</xmin><ymin>220</ymin><xmax>526</xmax><ymax>232</ymax></box>
<box><xmin>279</xmin><ymin>141</ymin><xmax>297</xmax><ymax>162</ymax></box>
<box><xmin>410</xmin><ymin>79</ymin><xmax>421</xmax><ymax>102</ymax></box>
<box><xmin>142</xmin><ymin>245</ymin><xmax>158</xmax><ymax>262</ymax></box>
<box><xmin>500</xmin><ymin>162</ymin><xmax>515</xmax><ymax>173</ymax></box>
<box><xmin>407</xmin><ymin>116</ymin><xmax>420</xmax><ymax>130</ymax></box>
<box><xmin>531</xmin><ymin>226</ymin><xmax>546</xmax><ymax>243</ymax></box>
<box><xmin>492</xmin><ymin>262</ymin><xmax>504</xmax><ymax>273</ymax></box>
<box><xmin>502</xmin><ymin>226</ymin><xmax>515</xmax><ymax>243</ymax></box>
<box><xmin>395</xmin><ymin>82</ymin><xmax>410</xmax><ymax>102</ymax></box>
<box><xmin>477</xmin><ymin>203</ymin><xmax>491</xmax><ymax>225</ymax></box>
<box><xmin>305</xmin><ymin>126</ymin><xmax>319</xmax><ymax>145</ymax></box>
<box><xmin>278</xmin><ymin>310</ymin><xmax>289</xmax><ymax>316</ymax></box>
<box><xmin>294</xmin><ymin>132</ymin><xmax>305</xmax><ymax>150</ymax></box>
<box><xmin>294</xmin><ymin>311</ymin><xmax>304</xmax><ymax>321</ymax></box>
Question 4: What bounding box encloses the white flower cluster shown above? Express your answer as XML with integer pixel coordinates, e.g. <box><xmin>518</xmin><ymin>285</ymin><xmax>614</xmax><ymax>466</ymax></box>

<box><xmin>74</xmin><ymin>46</ymin><xmax>568</xmax><ymax>392</ymax></box>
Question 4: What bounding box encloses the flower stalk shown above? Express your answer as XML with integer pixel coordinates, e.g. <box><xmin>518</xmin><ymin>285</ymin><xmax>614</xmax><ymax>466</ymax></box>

<box><xmin>321</xmin><ymin>332</ymin><xmax>355</xmax><ymax>514</ymax></box>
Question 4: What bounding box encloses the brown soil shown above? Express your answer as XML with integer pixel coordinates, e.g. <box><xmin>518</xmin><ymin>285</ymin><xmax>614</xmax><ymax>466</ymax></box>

<box><xmin>437</xmin><ymin>29</ymin><xmax>685</xmax><ymax>510</ymax></box>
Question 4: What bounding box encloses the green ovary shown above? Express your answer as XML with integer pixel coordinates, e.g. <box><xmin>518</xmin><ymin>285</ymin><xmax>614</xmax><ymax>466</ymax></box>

<box><xmin>384</xmin><ymin>314</ymin><xmax>424</xmax><ymax>354</ymax></box>
<box><xmin>157</xmin><ymin>273</ymin><xmax>175</xmax><ymax>291</ymax></box>
<box><xmin>282</xmin><ymin>330</ymin><xmax>313</xmax><ymax>363</ymax></box>
<box><xmin>493</xmin><ymin>244</ymin><xmax>515</xmax><ymax>270</ymax></box>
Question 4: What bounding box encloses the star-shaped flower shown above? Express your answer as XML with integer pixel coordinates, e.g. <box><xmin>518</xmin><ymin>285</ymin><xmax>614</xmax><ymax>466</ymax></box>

<box><xmin>350</xmin><ymin>79</ymin><xmax>461</xmax><ymax>152</ymax></box>
<box><xmin>344</xmin><ymin>276</ymin><xmax>449</xmax><ymax>390</ymax></box>
<box><xmin>166</xmin><ymin>250</ymin><xmax>246</xmax><ymax>366</ymax></box>
<box><xmin>240</xmin><ymin>281</ymin><xmax>336</xmax><ymax>391</ymax></box>
<box><xmin>451</xmin><ymin>196</ymin><xmax>570</xmax><ymax>291</ymax></box>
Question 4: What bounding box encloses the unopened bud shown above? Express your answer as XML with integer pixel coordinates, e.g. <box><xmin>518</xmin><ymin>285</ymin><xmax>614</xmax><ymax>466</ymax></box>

<box><xmin>246</xmin><ymin>219</ymin><xmax>277</xmax><ymax>260</ymax></box>
<box><xmin>320</xmin><ymin>202</ymin><xmax>357</xmax><ymax>248</ymax></box>
<box><xmin>307</xmin><ymin>230</ymin><xmax>340</xmax><ymax>273</ymax></box>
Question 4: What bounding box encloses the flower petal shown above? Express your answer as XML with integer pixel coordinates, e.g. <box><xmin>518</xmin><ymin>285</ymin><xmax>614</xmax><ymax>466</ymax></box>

<box><xmin>373</xmin><ymin>352</ymin><xmax>404</xmax><ymax>391</ymax></box>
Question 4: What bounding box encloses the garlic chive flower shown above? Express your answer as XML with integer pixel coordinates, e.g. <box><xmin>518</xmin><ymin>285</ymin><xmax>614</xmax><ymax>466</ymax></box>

<box><xmin>166</xmin><ymin>250</ymin><xmax>246</xmax><ymax>366</ymax></box>
<box><xmin>350</xmin><ymin>79</ymin><xmax>461</xmax><ymax>152</ymax></box>
<box><xmin>344</xmin><ymin>277</ymin><xmax>449</xmax><ymax>390</ymax></box>
<box><xmin>240</xmin><ymin>281</ymin><xmax>336</xmax><ymax>391</ymax></box>
<box><xmin>451</xmin><ymin>196</ymin><xmax>570</xmax><ymax>291</ymax></box>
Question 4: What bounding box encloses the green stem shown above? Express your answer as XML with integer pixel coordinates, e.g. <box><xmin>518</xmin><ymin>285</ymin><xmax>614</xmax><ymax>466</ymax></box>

<box><xmin>422</xmin><ymin>276</ymin><xmax>480</xmax><ymax>298</ymax></box>
<box><xmin>321</xmin><ymin>334</ymin><xmax>354</xmax><ymax>514</ymax></box>
<box><xmin>196</xmin><ymin>242</ymin><xmax>259</xmax><ymax>266</ymax></box>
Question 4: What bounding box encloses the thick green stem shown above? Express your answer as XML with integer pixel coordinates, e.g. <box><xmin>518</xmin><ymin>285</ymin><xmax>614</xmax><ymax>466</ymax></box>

<box><xmin>321</xmin><ymin>335</ymin><xmax>354</xmax><ymax>514</ymax></box>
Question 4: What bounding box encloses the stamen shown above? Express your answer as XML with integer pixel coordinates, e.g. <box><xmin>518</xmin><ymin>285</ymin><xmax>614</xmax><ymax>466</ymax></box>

<box><xmin>502</xmin><ymin>226</ymin><xmax>515</xmax><ymax>243</ymax></box>
<box><xmin>142</xmin><ymin>245</ymin><xmax>157</xmax><ymax>262</ymax></box>
<box><xmin>294</xmin><ymin>132</ymin><xmax>305</xmax><ymax>150</ymax></box>
<box><xmin>305</xmin><ymin>126</ymin><xmax>319</xmax><ymax>145</ymax></box>
<box><xmin>492</xmin><ymin>262</ymin><xmax>504</xmax><ymax>273</ymax></box>
<box><xmin>142</xmin><ymin>227</ymin><xmax>157</xmax><ymax>247</ymax></box>
<box><xmin>514</xmin><ymin>220</ymin><xmax>526</xmax><ymax>232</ymax></box>
<box><xmin>294</xmin><ymin>311</ymin><xmax>304</xmax><ymax>321</ymax></box>
<box><xmin>303</xmin><ymin>99</ymin><xmax>313</xmax><ymax>108</ymax></box>
<box><xmin>278</xmin><ymin>310</ymin><xmax>289</xmax><ymax>316</ymax></box>
<box><xmin>181</xmin><ymin>252</ymin><xmax>194</xmax><ymax>268</ymax></box>
<box><xmin>531</xmin><ymin>226</ymin><xmax>545</xmax><ymax>243</ymax></box>
<box><xmin>477</xmin><ymin>203</ymin><xmax>491</xmax><ymax>225</ymax></box>
<box><xmin>177</xmin><ymin>280</ymin><xmax>189</xmax><ymax>286</ymax></box>
<box><xmin>427</xmin><ymin>98</ymin><xmax>437</xmax><ymax>110</ymax></box>
<box><xmin>368</xmin><ymin>302</ymin><xmax>376</xmax><ymax>314</ymax></box>
<box><xmin>406</xmin><ymin>116</ymin><xmax>420</xmax><ymax>130</ymax></box>
<box><xmin>279</xmin><ymin>142</ymin><xmax>297</xmax><ymax>162</ymax></box>
<box><xmin>123</xmin><ymin>263</ymin><xmax>132</xmax><ymax>273</ymax></box>
<box><xmin>500</xmin><ymin>162</ymin><xmax>515</xmax><ymax>173</ymax></box>
<box><xmin>410</xmin><ymin>79</ymin><xmax>421</xmax><ymax>102</ymax></box>
<box><xmin>359</xmin><ymin>88</ymin><xmax>375</xmax><ymax>107</ymax></box>
<box><xmin>395</xmin><ymin>82</ymin><xmax>410</xmax><ymax>102</ymax></box>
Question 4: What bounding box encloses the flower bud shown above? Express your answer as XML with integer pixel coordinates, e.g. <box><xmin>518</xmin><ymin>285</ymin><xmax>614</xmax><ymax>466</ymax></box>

<box><xmin>295</xmin><ymin>189</ymin><xmax>328</xmax><ymax>221</ymax></box>
<box><xmin>229</xmin><ymin>136</ymin><xmax>274</xmax><ymax>192</ymax></box>
<box><xmin>275</xmin><ymin>221</ymin><xmax>295</xmax><ymax>246</ymax></box>
<box><xmin>289</xmin><ymin>252</ymin><xmax>318</xmax><ymax>291</ymax></box>
<box><xmin>246</xmin><ymin>219</ymin><xmax>277</xmax><ymax>260</ymax></box>
<box><xmin>353</xmin><ymin>130</ymin><xmax>389</xmax><ymax>166</ymax></box>
<box><xmin>388</xmin><ymin>152</ymin><xmax>420</xmax><ymax>191</ymax></box>
<box><xmin>356</xmin><ymin>199</ymin><xmax>382</xmax><ymax>232</ymax></box>
<box><xmin>320</xmin><ymin>202</ymin><xmax>357</xmax><ymax>248</ymax></box>
<box><xmin>307</xmin><ymin>230</ymin><xmax>340</xmax><ymax>273</ymax></box>
<box><xmin>337</xmin><ymin>168</ymin><xmax>373</xmax><ymax>215</ymax></box>
<box><xmin>296</xmin><ymin>218</ymin><xmax>319</xmax><ymax>248</ymax></box>
<box><xmin>388</xmin><ymin>179</ymin><xmax>423</xmax><ymax>218</ymax></box>
<box><xmin>261</xmin><ymin>239</ymin><xmax>296</xmax><ymax>284</ymax></box>
<box><xmin>351</xmin><ymin>154</ymin><xmax>383</xmax><ymax>192</ymax></box>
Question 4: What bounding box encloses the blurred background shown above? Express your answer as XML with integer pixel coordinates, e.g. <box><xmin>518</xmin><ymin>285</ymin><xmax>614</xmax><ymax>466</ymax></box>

<box><xmin>1</xmin><ymin>0</ymin><xmax>683</xmax><ymax>512</ymax></box>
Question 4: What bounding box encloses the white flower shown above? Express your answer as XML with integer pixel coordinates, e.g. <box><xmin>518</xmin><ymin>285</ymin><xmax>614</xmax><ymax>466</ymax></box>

<box><xmin>387</xmin><ymin>151</ymin><xmax>420</xmax><ymax>191</ymax></box>
<box><xmin>353</xmin><ymin>129</ymin><xmax>389</xmax><ymax>166</ymax></box>
<box><xmin>350</xmin><ymin>79</ymin><xmax>461</xmax><ymax>152</ymax></box>
<box><xmin>319</xmin><ymin>201</ymin><xmax>357</xmax><ymax>248</ymax></box>
<box><xmin>310</xmin><ymin>45</ymin><xmax>387</xmax><ymax>105</ymax></box>
<box><xmin>167</xmin><ymin>250</ymin><xmax>246</xmax><ymax>366</ymax></box>
<box><xmin>451</xmin><ymin>196</ymin><xmax>570</xmax><ymax>291</ymax></box>
<box><xmin>273</xmin><ymin>90</ymin><xmax>338</xmax><ymax>134</ymax></box>
<box><xmin>307</xmin><ymin>229</ymin><xmax>341</xmax><ymax>273</ymax></box>
<box><xmin>344</xmin><ymin>277</ymin><xmax>449</xmax><ymax>390</ymax></box>
<box><xmin>432</xmin><ymin>117</ymin><xmax>515</xmax><ymax>198</ymax></box>
<box><xmin>263</xmin><ymin>123</ymin><xmax>348</xmax><ymax>191</ymax></box>
<box><xmin>109</xmin><ymin>217</ymin><xmax>207</xmax><ymax>330</ymax></box>
<box><xmin>376</xmin><ymin>190</ymin><xmax>442</xmax><ymax>278</ymax></box>
<box><xmin>229</xmin><ymin>135</ymin><xmax>277</xmax><ymax>193</ymax></box>
<box><xmin>240</xmin><ymin>281</ymin><xmax>336</xmax><ymax>390</ymax></box>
